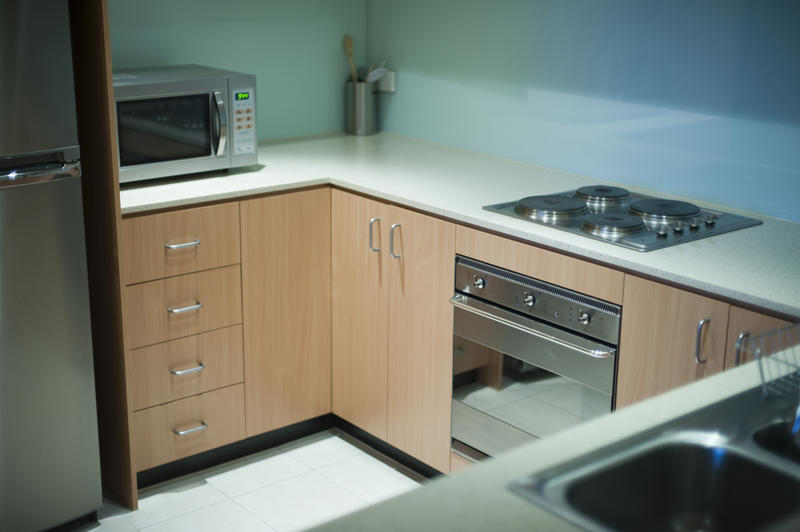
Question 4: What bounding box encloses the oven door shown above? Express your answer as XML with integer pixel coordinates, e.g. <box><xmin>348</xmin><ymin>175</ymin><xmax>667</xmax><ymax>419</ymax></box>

<box><xmin>115</xmin><ymin>78</ymin><xmax>230</xmax><ymax>183</ymax></box>
<box><xmin>451</xmin><ymin>293</ymin><xmax>616</xmax><ymax>460</ymax></box>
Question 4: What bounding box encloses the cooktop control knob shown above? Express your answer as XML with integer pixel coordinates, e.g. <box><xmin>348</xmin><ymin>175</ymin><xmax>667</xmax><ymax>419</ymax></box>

<box><xmin>473</xmin><ymin>277</ymin><xmax>486</xmax><ymax>289</ymax></box>
<box><xmin>523</xmin><ymin>294</ymin><xmax>535</xmax><ymax>307</ymax></box>
<box><xmin>704</xmin><ymin>214</ymin><xmax>717</xmax><ymax>226</ymax></box>
<box><xmin>578</xmin><ymin>311</ymin><xmax>591</xmax><ymax>325</ymax></box>
<box><xmin>673</xmin><ymin>222</ymin><xmax>685</xmax><ymax>233</ymax></box>
<box><xmin>690</xmin><ymin>218</ymin><xmax>701</xmax><ymax>230</ymax></box>
<box><xmin>656</xmin><ymin>225</ymin><xmax>669</xmax><ymax>237</ymax></box>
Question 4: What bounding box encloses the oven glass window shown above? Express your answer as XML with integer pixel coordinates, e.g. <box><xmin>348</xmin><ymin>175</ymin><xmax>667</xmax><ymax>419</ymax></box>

<box><xmin>117</xmin><ymin>95</ymin><xmax>211</xmax><ymax>166</ymax></box>
<box><xmin>453</xmin><ymin>337</ymin><xmax>611</xmax><ymax>442</ymax></box>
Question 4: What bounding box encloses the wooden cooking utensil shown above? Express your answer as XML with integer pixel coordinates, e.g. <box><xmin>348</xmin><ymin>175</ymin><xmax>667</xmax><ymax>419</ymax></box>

<box><xmin>343</xmin><ymin>34</ymin><xmax>358</xmax><ymax>84</ymax></box>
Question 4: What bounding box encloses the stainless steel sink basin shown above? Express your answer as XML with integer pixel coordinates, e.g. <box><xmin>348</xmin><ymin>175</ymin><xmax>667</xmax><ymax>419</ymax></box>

<box><xmin>754</xmin><ymin>421</ymin><xmax>800</xmax><ymax>464</ymax></box>
<box><xmin>510</xmin><ymin>384</ymin><xmax>800</xmax><ymax>532</ymax></box>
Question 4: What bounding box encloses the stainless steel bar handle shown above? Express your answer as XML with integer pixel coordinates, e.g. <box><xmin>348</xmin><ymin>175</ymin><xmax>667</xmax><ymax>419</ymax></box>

<box><xmin>694</xmin><ymin>318</ymin><xmax>711</xmax><ymax>364</ymax></box>
<box><xmin>167</xmin><ymin>301</ymin><xmax>203</xmax><ymax>314</ymax></box>
<box><xmin>734</xmin><ymin>331</ymin><xmax>751</xmax><ymax>367</ymax></box>
<box><xmin>164</xmin><ymin>238</ymin><xmax>201</xmax><ymax>250</ymax></box>
<box><xmin>450</xmin><ymin>296</ymin><xmax>614</xmax><ymax>359</ymax></box>
<box><xmin>0</xmin><ymin>161</ymin><xmax>81</xmax><ymax>187</ymax></box>
<box><xmin>390</xmin><ymin>223</ymin><xmax>401</xmax><ymax>259</ymax></box>
<box><xmin>172</xmin><ymin>422</ymin><xmax>208</xmax><ymax>436</ymax></box>
<box><xmin>213</xmin><ymin>90</ymin><xmax>228</xmax><ymax>157</ymax></box>
<box><xmin>368</xmin><ymin>217</ymin><xmax>381</xmax><ymax>252</ymax></box>
<box><xmin>169</xmin><ymin>362</ymin><xmax>206</xmax><ymax>376</ymax></box>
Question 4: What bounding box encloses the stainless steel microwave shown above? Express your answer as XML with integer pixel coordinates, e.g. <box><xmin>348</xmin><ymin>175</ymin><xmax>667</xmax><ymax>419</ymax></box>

<box><xmin>112</xmin><ymin>65</ymin><xmax>257</xmax><ymax>184</ymax></box>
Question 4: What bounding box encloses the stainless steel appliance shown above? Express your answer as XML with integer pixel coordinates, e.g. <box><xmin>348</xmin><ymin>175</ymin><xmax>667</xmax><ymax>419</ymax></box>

<box><xmin>451</xmin><ymin>256</ymin><xmax>620</xmax><ymax>461</ymax></box>
<box><xmin>0</xmin><ymin>0</ymin><xmax>102</xmax><ymax>530</ymax></box>
<box><xmin>113</xmin><ymin>64</ymin><xmax>257</xmax><ymax>183</ymax></box>
<box><xmin>484</xmin><ymin>185</ymin><xmax>762</xmax><ymax>251</ymax></box>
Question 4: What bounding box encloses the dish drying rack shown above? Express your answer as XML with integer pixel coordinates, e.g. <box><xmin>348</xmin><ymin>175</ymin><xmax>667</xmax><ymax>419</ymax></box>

<box><xmin>743</xmin><ymin>324</ymin><xmax>800</xmax><ymax>397</ymax></box>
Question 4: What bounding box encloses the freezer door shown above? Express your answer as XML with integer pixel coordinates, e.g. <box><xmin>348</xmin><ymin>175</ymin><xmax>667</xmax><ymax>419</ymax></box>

<box><xmin>0</xmin><ymin>176</ymin><xmax>102</xmax><ymax>530</ymax></box>
<box><xmin>0</xmin><ymin>0</ymin><xmax>79</xmax><ymax>162</ymax></box>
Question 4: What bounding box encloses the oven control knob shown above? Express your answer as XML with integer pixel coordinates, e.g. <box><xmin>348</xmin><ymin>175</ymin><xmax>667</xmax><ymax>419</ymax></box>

<box><xmin>523</xmin><ymin>294</ymin><xmax>535</xmax><ymax>307</ymax></box>
<box><xmin>578</xmin><ymin>311</ymin><xmax>591</xmax><ymax>325</ymax></box>
<box><xmin>656</xmin><ymin>225</ymin><xmax>669</xmax><ymax>237</ymax></box>
<box><xmin>689</xmin><ymin>218</ymin><xmax>701</xmax><ymax>230</ymax></box>
<box><xmin>704</xmin><ymin>214</ymin><xmax>717</xmax><ymax>226</ymax></box>
<box><xmin>473</xmin><ymin>277</ymin><xmax>486</xmax><ymax>289</ymax></box>
<box><xmin>673</xmin><ymin>222</ymin><xmax>685</xmax><ymax>233</ymax></box>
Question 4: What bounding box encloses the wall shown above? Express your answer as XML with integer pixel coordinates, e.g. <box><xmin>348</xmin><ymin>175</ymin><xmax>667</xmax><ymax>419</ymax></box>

<box><xmin>109</xmin><ymin>0</ymin><xmax>367</xmax><ymax>141</ymax></box>
<box><xmin>367</xmin><ymin>0</ymin><xmax>800</xmax><ymax>222</ymax></box>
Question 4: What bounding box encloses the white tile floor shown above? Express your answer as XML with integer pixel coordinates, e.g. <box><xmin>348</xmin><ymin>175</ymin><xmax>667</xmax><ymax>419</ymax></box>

<box><xmin>87</xmin><ymin>430</ymin><xmax>422</xmax><ymax>532</ymax></box>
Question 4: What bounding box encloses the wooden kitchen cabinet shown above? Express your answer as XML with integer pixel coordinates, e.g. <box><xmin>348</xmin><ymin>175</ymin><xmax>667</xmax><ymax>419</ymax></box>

<box><xmin>240</xmin><ymin>188</ymin><xmax>332</xmax><ymax>437</ymax></box>
<box><xmin>724</xmin><ymin>306</ymin><xmax>792</xmax><ymax>369</ymax></box>
<box><xmin>331</xmin><ymin>190</ymin><xmax>455</xmax><ymax>473</ymax></box>
<box><xmin>616</xmin><ymin>275</ymin><xmax>730</xmax><ymax>408</ymax></box>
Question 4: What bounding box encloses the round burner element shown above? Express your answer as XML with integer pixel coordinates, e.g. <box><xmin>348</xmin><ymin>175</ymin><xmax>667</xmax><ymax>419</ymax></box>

<box><xmin>514</xmin><ymin>195</ymin><xmax>588</xmax><ymax>223</ymax></box>
<box><xmin>576</xmin><ymin>185</ymin><xmax>630</xmax><ymax>202</ymax></box>
<box><xmin>629</xmin><ymin>199</ymin><xmax>701</xmax><ymax>226</ymax></box>
<box><xmin>581</xmin><ymin>214</ymin><xmax>645</xmax><ymax>240</ymax></box>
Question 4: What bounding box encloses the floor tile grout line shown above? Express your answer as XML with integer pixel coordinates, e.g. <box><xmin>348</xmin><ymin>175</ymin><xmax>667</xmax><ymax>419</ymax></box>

<box><xmin>228</xmin><ymin>495</ymin><xmax>278</xmax><ymax>532</ymax></box>
<box><xmin>216</xmin><ymin>466</ymin><xmax>314</xmax><ymax>499</ymax></box>
<box><xmin>133</xmin><ymin>483</ymin><xmax>229</xmax><ymax>531</ymax></box>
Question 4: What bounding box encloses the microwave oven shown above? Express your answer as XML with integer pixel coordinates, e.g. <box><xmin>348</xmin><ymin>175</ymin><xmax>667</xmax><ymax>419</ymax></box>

<box><xmin>112</xmin><ymin>65</ymin><xmax>257</xmax><ymax>184</ymax></box>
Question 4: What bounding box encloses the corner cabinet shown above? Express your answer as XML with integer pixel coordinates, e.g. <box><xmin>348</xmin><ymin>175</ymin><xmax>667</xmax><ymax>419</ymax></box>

<box><xmin>331</xmin><ymin>190</ymin><xmax>455</xmax><ymax>473</ymax></box>
<box><xmin>240</xmin><ymin>188</ymin><xmax>332</xmax><ymax>436</ymax></box>
<box><xmin>616</xmin><ymin>275</ymin><xmax>729</xmax><ymax>408</ymax></box>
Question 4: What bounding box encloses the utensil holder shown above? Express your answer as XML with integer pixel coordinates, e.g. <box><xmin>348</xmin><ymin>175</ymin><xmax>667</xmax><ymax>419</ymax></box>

<box><xmin>345</xmin><ymin>81</ymin><xmax>377</xmax><ymax>135</ymax></box>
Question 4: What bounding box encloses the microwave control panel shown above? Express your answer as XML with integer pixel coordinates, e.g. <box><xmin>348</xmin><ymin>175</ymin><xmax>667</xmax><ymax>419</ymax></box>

<box><xmin>232</xmin><ymin>87</ymin><xmax>256</xmax><ymax>155</ymax></box>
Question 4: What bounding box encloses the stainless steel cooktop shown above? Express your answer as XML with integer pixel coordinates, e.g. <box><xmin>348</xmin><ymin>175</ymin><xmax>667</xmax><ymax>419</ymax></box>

<box><xmin>484</xmin><ymin>185</ymin><xmax>762</xmax><ymax>252</ymax></box>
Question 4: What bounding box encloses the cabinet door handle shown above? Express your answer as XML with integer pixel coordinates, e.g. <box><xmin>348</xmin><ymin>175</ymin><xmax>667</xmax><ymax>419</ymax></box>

<box><xmin>390</xmin><ymin>223</ymin><xmax>401</xmax><ymax>259</ymax></box>
<box><xmin>734</xmin><ymin>331</ymin><xmax>751</xmax><ymax>367</ymax></box>
<box><xmin>368</xmin><ymin>217</ymin><xmax>381</xmax><ymax>252</ymax></box>
<box><xmin>169</xmin><ymin>362</ymin><xmax>206</xmax><ymax>376</ymax></box>
<box><xmin>164</xmin><ymin>239</ymin><xmax>201</xmax><ymax>250</ymax></box>
<box><xmin>172</xmin><ymin>421</ymin><xmax>208</xmax><ymax>436</ymax></box>
<box><xmin>694</xmin><ymin>318</ymin><xmax>711</xmax><ymax>364</ymax></box>
<box><xmin>167</xmin><ymin>301</ymin><xmax>203</xmax><ymax>314</ymax></box>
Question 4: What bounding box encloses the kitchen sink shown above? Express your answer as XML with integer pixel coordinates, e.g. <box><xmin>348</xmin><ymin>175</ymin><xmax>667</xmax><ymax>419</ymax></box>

<box><xmin>510</xmin><ymin>383</ymin><xmax>800</xmax><ymax>532</ymax></box>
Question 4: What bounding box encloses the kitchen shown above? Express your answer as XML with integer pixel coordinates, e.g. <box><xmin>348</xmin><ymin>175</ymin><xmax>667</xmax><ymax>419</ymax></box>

<box><xmin>2</xmin><ymin>0</ymin><xmax>799</xmax><ymax>531</ymax></box>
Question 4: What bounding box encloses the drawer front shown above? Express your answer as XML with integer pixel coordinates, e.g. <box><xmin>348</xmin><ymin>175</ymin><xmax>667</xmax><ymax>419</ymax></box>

<box><xmin>121</xmin><ymin>202</ymin><xmax>240</xmax><ymax>285</ymax></box>
<box><xmin>128</xmin><ymin>325</ymin><xmax>244</xmax><ymax>411</ymax></box>
<box><xmin>125</xmin><ymin>265</ymin><xmax>243</xmax><ymax>349</ymax></box>
<box><xmin>132</xmin><ymin>384</ymin><xmax>245</xmax><ymax>472</ymax></box>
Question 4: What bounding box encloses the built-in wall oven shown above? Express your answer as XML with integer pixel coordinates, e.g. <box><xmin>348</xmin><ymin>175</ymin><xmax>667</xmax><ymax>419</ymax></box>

<box><xmin>451</xmin><ymin>256</ymin><xmax>621</xmax><ymax>462</ymax></box>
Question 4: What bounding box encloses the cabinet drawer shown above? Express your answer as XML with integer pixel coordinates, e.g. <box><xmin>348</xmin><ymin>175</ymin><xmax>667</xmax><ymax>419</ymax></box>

<box><xmin>132</xmin><ymin>384</ymin><xmax>245</xmax><ymax>472</ymax></box>
<box><xmin>121</xmin><ymin>202</ymin><xmax>240</xmax><ymax>285</ymax></box>
<box><xmin>125</xmin><ymin>265</ymin><xmax>243</xmax><ymax>349</ymax></box>
<box><xmin>128</xmin><ymin>325</ymin><xmax>244</xmax><ymax>411</ymax></box>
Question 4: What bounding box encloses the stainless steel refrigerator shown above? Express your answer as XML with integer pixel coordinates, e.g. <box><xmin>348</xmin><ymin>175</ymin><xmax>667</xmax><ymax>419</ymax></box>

<box><xmin>0</xmin><ymin>1</ymin><xmax>102</xmax><ymax>530</ymax></box>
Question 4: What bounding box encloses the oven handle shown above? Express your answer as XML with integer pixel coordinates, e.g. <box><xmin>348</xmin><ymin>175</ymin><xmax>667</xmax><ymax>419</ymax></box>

<box><xmin>450</xmin><ymin>295</ymin><xmax>614</xmax><ymax>359</ymax></box>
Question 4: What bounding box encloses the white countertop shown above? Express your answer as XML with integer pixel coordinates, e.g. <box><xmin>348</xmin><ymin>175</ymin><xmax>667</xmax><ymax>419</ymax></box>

<box><xmin>120</xmin><ymin>133</ymin><xmax>800</xmax><ymax>317</ymax></box>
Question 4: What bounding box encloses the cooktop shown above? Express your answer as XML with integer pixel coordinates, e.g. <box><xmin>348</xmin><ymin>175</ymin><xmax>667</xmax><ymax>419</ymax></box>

<box><xmin>484</xmin><ymin>185</ymin><xmax>762</xmax><ymax>252</ymax></box>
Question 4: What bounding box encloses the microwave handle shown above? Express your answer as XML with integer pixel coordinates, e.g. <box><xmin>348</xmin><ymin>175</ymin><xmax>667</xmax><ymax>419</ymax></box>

<box><xmin>213</xmin><ymin>90</ymin><xmax>228</xmax><ymax>157</ymax></box>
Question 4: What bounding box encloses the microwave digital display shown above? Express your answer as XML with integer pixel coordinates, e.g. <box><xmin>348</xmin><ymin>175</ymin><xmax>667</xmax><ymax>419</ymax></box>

<box><xmin>235</xmin><ymin>92</ymin><xmax>250</xmax><ymax>101</ymax></box>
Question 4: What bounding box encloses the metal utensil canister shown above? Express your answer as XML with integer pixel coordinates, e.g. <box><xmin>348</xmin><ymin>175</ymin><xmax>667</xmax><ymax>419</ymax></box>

<box><xmin>345</xmin><ymin>80</ymin><xmax>377</xmax><ymax>135</ymax></box>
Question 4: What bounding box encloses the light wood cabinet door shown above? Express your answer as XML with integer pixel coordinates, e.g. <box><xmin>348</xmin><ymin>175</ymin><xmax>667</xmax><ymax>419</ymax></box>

<box><xmin>386</xmin><ymin>205</ymin><xmax>455</xmax><ymax>473</ymax></box>
<box><xmin>241</xmin><ymin>188</ymin><xmax>332</xmax><ymax>437</ymax></box>
<box><xmin>616</xmin><ymin>275</ymin><xmax>730</xmax><ymax>408</ymax></box>
<box><xmin>331</xmin><ymin>191</ymin><xmax>390</xmax><ymax>439</ymax></box>
<box><xmin>120</xmin><ymin>202</ymin><xmax>240</xmax><ymax>285</ymax></box>
<box><xmin>725</xmin><ymin>307</ymin><xmax>792</xmax><ymax>369</ymax></box>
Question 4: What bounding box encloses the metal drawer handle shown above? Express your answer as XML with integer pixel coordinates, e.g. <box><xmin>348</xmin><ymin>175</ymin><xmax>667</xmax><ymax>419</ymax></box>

<box><xmin>167</xmin><ymin>301</ymin><xmax>203</xmax><ymax>314</ymax></box>
<box><xmin>368</xmin><ymin>217</ymin><xmax>381</xmax><ymax>252</ymax></box>
<box><xmin>164</xmin><ymin>239</ymin><xmax>201</xmax><ymax>250</ymax></box>
<box><xmin>172</xmin><ymin>422</ymin><xmax>208</xmax><ymax>436</ymax></box>
<box><xmin>169</xmin><ymin>362</ymin><xmax>206</xmax><ymax>376</ymax></box>
<box><xmin>734</xmin><ymin>331</ymin><xmax>751</xmax><ymax>367</ymax></box>
<box><xmin>694</xmin><ymin>318</ymin><xmax>711</xmax><ymax>365</ymax></box>
<box><xmin>390</xmin><ymin>223</ymin><xmax>401</xmax><ymax>259</ymax></box>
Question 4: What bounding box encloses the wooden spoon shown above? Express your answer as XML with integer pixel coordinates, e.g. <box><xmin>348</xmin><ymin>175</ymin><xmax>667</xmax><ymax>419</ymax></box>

<box><xmin>343</xmin><ymin>34</ymin><xmax>358</xmax><ymax>84</ymax></box>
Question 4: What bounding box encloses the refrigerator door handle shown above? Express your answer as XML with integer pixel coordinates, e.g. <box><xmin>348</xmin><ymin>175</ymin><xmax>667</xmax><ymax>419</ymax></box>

<box><xmin>0</xmin><ymin>161</ymin><xmax>81</xmax><ymax>188</ymax></box>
